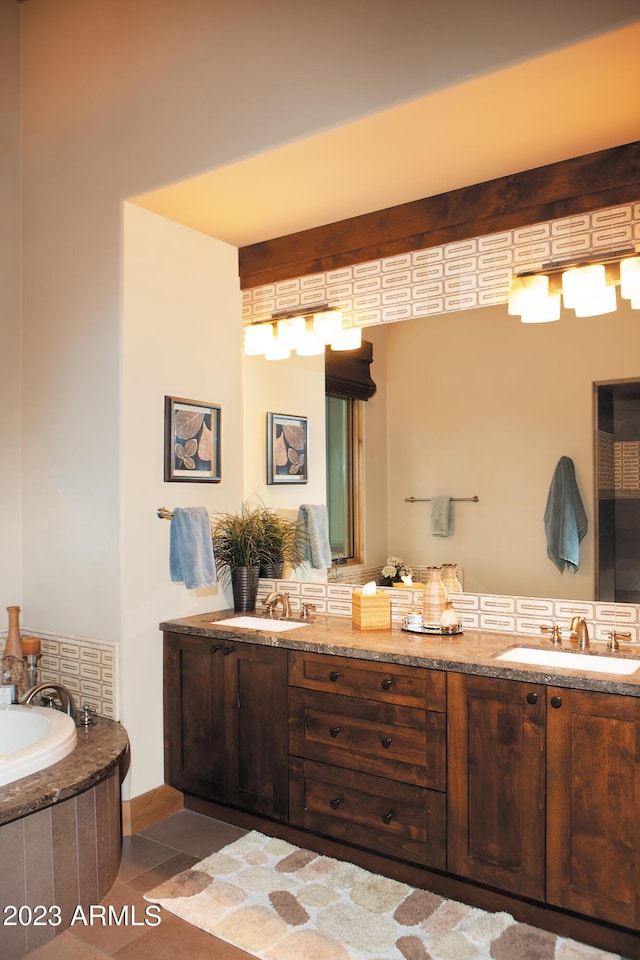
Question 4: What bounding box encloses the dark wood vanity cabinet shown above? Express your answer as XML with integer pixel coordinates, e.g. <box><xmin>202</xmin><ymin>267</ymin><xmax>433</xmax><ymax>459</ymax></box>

<box><xmin>448</xmin><ymin>673</ymin><xmax>640</xmax><ymax>929</ymax></box>
<box><xmin>288</xmin><ymin>651</ymin><xmax>447</xmax><ymax>868</ymax></box>
<box><xmin>163</xmin><ymin>632</ymin><xmax>289</xmax><ymax>820</ymax></box>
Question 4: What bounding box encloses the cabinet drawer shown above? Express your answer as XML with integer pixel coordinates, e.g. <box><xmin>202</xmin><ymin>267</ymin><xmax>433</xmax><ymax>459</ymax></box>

<box><xmin>289</xmin><ymin>687</ymin><xmax>446</xmax><ymax>790</ymax></box>
<box><xmin>290</xmin><ymin>757</ymin><xmax>446</xmax><ymax>869</ymax></box>
<box><xmin>289</xmin><ymin>651</ymin><xmax>445</xmax><ymax>711</ymax></box>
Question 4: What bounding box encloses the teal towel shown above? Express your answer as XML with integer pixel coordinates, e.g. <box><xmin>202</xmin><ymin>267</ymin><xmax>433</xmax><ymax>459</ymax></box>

<box><xmin>297</xmin><ymin>504</ymin><xmax>332</xmax><ymax>569</ymax></box>
<box><xmin>431</xmin><ymin>496</ymin><xmax>454</xmax><ymax>537</ymax></box>
<box><xmin>543</xmin><ymin>457</ymin><xmax>588</xmax><ymax>573</ymax></box>
<box><xmin>170</xmin><ymin>506</ymin><xmax>217</xmax><ymax>589</ymax></box>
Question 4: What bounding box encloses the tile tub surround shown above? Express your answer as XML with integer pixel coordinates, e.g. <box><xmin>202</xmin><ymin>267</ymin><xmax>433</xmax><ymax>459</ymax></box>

<box><xmin>0</xmin><ymin>629</ymin><xmax>118</xmax><ymax>719</ymax></box>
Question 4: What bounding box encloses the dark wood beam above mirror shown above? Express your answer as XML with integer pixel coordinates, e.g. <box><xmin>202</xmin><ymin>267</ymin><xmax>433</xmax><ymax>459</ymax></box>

<box><xmin>239</xmin><ymin>141</ymin><xmax>640</xmax><ymax>291</ymax></box>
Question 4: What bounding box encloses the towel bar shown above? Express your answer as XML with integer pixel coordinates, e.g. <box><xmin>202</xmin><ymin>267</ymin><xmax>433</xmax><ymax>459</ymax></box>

<box><xmin>404</xmin><ymin>496</ymin><xmax>479</xmax><ymax>503</ymax></box>
<box><xmin>157</xmin><ymin>506</ymin><xmax>215</xmax><ymax>522</ymax></box>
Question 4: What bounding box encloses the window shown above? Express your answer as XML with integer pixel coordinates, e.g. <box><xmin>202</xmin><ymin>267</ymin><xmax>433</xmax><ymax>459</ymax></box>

<box><xmin>325</xmin><ymin>394</ymin><xmax>362</xmax><ymax>562</ymax></box>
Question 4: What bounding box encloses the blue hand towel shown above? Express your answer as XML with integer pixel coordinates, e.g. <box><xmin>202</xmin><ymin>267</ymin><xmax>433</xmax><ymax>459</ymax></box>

<box><xmin>297</xmin><ymin>504</ymin><xmax>333</xmax><ymax>569</ymax></box>
<box><xmin>543</xmin><ymin>457</ymin><xmax>588</xmax><ymax>573</ymax></box>
<box><xmin>170</xmin><ymin>506</ymin><xmax>217</xmax><ymax>589</ymax></box>
<box><xmin>431</xmin><ymin>496</ymin><xmax>454</xmax><ymax>537</ymax></box>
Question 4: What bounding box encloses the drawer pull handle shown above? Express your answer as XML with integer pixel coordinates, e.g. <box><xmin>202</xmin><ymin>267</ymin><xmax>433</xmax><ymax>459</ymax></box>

<box><xmin>526</xmin><ymin>692</ymin><xmax>538</xmax><ymax>705</ymax></box>
<box><xmin>381</xmin><ymin>678</ymin><xmax>393</xmax><ymax>691</ymax></box>
<box><xmin>382</xmin><ymin>810</ymin><xmax>394</xmax><ymax>825</ymax></box>
<box><xmin>330</xmin><ymin>797</ymin><xmax>342</xmax><ymax>810</ymax></box>
<box><xmin>381</xmin><ymin>736</ymin><xmax>393</xmax><ymax>749</ymax></box>
<box><xmin>329</xmin><ymin>726</ymin><xmax>341</xmax><ymax>738</ymax></box>
<box><xmin>329</xmin><ymin>671</ymin><xmax>340</xmax><ymax>682</ymax></box>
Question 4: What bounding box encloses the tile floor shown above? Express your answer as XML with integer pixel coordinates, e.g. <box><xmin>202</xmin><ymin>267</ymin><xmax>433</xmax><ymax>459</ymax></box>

<box><xmin>21</xmin><ymin>809</ymin><xmax>628</xmax><ymax>960</ymax></box>
<box><xmin>24</xmin><ymin>810</ymin><xmax>255</xmax><ymax>960</ymax></box>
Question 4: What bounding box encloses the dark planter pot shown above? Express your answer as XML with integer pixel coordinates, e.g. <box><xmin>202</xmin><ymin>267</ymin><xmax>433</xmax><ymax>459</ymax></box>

<box><xmin>259</xmin><ymin>562</ymin><xmax>284</xmax><ymax>580</ymax></box>
<box><xmin>231</xmin><ymin>565</ymin><xmax>260</xmax><ymax>612</ymax></box>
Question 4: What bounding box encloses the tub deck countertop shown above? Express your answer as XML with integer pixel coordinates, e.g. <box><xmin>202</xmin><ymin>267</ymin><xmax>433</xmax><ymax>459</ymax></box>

<box><xmin>160</xmin><ymin>609</ymin><xmax>640</xmax><ymax>697</ymax></box>
<box><xmin>0</xmin><ymin>715</ymin><xmax>129</xmax><ymax>827</ymax></box>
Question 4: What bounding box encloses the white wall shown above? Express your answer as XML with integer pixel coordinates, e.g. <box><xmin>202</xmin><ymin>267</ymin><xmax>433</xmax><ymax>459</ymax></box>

<box><xmin>385</xmin><ymin>301</ymin><xmax>640</xmax><ymax>599</ymax></box>
<box><xmin>121</xmin><ymin>204</ymin><xmax>241</xmax><ymax>797</ymax></box>
<box><xmin>0</xmin><ymin>1</ymin><xmax>22</xmax><ymax>612</ymax></box>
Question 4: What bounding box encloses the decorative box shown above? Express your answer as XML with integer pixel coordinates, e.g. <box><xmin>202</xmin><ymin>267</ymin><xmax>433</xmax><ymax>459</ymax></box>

<box><xmin>352</xmin><ymin>590</ymin><xmax>392</xmax><ymax>630</ymax></box>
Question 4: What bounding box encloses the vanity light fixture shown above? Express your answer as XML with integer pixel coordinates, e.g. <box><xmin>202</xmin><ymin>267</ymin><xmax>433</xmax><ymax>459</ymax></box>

<box><xmin>243</xmin><ymin>303</ymin><xmax>362</xmax><ymax>359</ymax></box>
<box><xmin>508</xmin><ymin>249</ymin><xmax>640</xmax><ymax>323</ymax></box>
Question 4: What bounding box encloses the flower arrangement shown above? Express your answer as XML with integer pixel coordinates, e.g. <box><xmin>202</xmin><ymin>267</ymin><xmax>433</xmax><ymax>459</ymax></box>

<box><xmin>380</xmin><ymin>556</ymin><xmax>413</xmax><ymax>585</ymax></box>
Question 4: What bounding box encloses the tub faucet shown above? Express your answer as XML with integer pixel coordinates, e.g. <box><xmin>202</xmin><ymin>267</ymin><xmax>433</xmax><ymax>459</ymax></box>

<box><xmin>262</xmin><ymin>591</ymin><xmax>292</xmax><ymax>619</ymax></box>
<box><xmin>570</xmin><ymin>617</ymin><xmax>590</xmax><ymax>651</ymax></box>
<box><xmin>21</xmin><ymin>682</ymin><xmax>77</xmax><ymax>718</ymax></box>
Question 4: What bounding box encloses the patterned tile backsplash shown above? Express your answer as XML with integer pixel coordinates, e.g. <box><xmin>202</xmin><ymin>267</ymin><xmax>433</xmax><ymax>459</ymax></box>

<box><xmin>242</xmin><ymin>200</ymin><xmax>640</xmax><ymax>327</ymax></box>
<box><xmin>257</xmin><ymin>580</ymin><xmax>640</xmax><ymax>647</ymax></box>
<box><xmin>1</xmin><ymin>630</ymin><xmax>118</xmax><ymax>718</ymax></box>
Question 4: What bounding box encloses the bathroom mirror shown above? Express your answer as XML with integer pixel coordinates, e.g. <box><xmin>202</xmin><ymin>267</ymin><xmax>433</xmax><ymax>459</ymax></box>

<box><xmin>243</xmin><ymin>297</ymin><xmax>640</xmax><ymax>601</ymax></box>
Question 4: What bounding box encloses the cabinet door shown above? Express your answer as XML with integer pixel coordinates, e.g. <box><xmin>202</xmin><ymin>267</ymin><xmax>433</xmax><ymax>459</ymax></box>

<box><xmin>163</xmin><ymin>632</ymin><xmax>225</xmax><ymax>799</ymax></box>
<box><xmin>223</xmin><ymin>642</ymin><xmax>289</xmax><ymax>820</ymax></box>
<box><xmin>547</xmin><ymin>686</ymin><xmax>640</xmax><ymax>928</ymax></box>
<box><xmin>448</xmin><ymin>672</ymin><xmax>546</xmax><ymax>900</ymax></box>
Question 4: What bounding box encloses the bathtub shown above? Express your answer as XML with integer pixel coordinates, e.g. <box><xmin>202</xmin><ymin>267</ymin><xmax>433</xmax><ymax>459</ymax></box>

<box><xmin>0</xmin><ymin>703</ymin><xmax>77</xmax><ymax>787</ymax></box>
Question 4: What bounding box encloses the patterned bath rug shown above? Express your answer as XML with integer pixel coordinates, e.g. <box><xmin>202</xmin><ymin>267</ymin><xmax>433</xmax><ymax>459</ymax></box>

<box><xmin>144</xmin><ymin>830</ymin><xmax>624</xmax><ymax>960</ymax></box>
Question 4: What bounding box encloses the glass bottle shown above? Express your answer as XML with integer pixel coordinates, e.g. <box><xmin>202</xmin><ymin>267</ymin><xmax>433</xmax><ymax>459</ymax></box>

<box><xmin>440</xmin><ymin>600</ymin><xmax>460</xmax><ymax>633</ymax></box>
<box><xmin>422</xmin><ymin>566</ymin><xmax>447</xmax><ymax>628</ymax></box>
<box><xmin>442</xmin><ymin>563</ymin><xmax>462</xmax><ymax>594</ymax></box>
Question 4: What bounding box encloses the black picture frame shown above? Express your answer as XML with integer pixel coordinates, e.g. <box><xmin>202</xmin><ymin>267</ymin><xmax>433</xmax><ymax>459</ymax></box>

<box><xmin>164</xmin><ymin>395</ymin><xmax>221</xmax><ymax>482</ymax></box>
<box><xmin>266</xmin><ymin>412</ymin><xmax>308</xmax><ymax>484</ymax></box>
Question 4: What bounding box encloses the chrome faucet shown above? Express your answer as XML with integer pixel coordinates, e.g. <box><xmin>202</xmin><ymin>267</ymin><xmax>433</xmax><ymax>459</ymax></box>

<box><xmin>570</xmin><ymin>616</ymin><xmax>590</xmax><ymax>651</ymax></box>
<box><xmin>21</xmin><ymin>682</ymin><xmax>77</xmax><ymax>718</ymax></box>
<box><xmin>262</xmin><ymin>591</ymin><xmax>292</xmax><ymax>619</ymax></box>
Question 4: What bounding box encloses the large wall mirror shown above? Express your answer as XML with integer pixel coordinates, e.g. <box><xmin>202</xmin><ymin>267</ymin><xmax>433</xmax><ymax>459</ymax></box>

<box><xmin>242</xmin><ymin>295</ymin><xmax>640</xmax><ymax>603</ymax></box>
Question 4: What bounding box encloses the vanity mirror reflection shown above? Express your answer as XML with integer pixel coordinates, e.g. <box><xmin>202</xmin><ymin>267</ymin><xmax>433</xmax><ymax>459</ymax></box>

<box><xmin>243</xmin><ymin>296</ymin><xmax>640</xmax><ymax>603</ymax></box>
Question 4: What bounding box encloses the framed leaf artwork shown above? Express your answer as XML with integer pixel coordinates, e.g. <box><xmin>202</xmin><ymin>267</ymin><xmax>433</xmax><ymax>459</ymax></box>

<box><xmin>267</xmin><ymin>412</ymin><xmax>308</xmax><ymax>484</ymax></box>
<box><xmin>164</xmin><ymin>396</ymin><xmax>221</xmax><ymax>482</ymax></box>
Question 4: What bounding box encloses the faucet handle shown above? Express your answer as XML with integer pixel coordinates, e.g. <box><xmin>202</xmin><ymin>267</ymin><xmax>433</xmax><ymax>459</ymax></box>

<box><xmin>607</xmin><ymin>630</ymin><xmax>631</xmax><ymax>652</ymax></box>
<box><xmin>540</xmin><ymin>623</ymin><xmax>562</xmax><ymax>646</ymax></box>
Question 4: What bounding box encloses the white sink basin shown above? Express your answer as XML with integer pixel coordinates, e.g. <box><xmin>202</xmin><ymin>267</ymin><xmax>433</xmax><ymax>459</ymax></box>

<box><xmin>214</xmin><ymin>616</ymin><xmax>303</xmax><ymax>632</ymax></box>
<box><xmin>495</xmin><ymin>646</ymin><xmax>640</xmax><ymax>675</ymax></box>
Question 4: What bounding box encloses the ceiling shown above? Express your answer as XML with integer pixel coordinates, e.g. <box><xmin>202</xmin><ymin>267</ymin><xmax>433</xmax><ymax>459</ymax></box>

<box><xmin>132</xmin><ymin>23</ymin><xmax>640</xmax><ymax>249</ymax></box>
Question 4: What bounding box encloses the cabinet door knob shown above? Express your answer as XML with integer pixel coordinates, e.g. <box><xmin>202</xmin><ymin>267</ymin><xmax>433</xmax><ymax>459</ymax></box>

<box><xmin>329</xmin><ymin>726</ymin><xmax>341</xmax><ymax>738</ymax></box>
<box><xmin>330</xmin><ymin>797</ymin><xmax>342</xmax><ymax>810</ymax></box>
<box><xmin>550</xmin><ymin>695</ymin><xmax>562</xmax><ymax>709</ymax></box>
<box><xmin>382</xmin><ymin>811</ymin><xmax>394</xmax><ymax>825</ymax></box>
<box><xmin>381</xmin><ymin>678</ymin><xmax>393</xmax><ymax>691</ymax></box>
<box><xmin>223</xmin><ymin>645</ymin><xmax>235</xmax><ymax>655</ymax></box>
<box><xmin>381</xmin><ymin>736</ymin><xmax>393</xmax><ymax>749</ymax></box>
<box><xmin>526</xmin><ymin>692</ymin><xmax>538</xmax><ymax>704</ymax></box>
<box><xmin>329</xmin><ymin>671</ymin><xmax>340</xmax><ymax>682</ymax></box>
<box><xmin>210</xmin><ymin>644</ymin><xmax>222</xmax><ymax>654</ymax></box>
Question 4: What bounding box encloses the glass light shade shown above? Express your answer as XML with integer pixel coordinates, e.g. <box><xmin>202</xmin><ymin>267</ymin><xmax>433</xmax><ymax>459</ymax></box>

<box><xmin>277</xmin><ymin>315</ymin><xmax>305</xmax><ymax>348</ymax></box>
<box><xmin>313</xmin><ymin>310</ymin><xmax>343</xmax><ymax>344</ymax></box>
<box><xmin>264</xmin><ymin>339</ymin><xmax>291</xmax><ymax>361</ymax></box>
<box><xmin>507</xmin><ymin>275</ymin><xmax>549</xmax><ymax>315</ymax></box>
<box><xmin>330</xmin><ymin>326</ymin><xmax>362</xmax><ymax>351</ymax></box>
<box><xmin>244</xmin><ymin>323</ymin><xmax>273</xmax><ymax>355</ymax></box>
<box><xmin>573</xmin><ymin>284</ymin><xmax>617</xmax><ymax>317</ymax></box>
<box><xmin>520</xmin><ymin>294</ymin><xmax>561</xmax><ymax>324</ymax></box>
<box><xmin>562</xmin><ymin>264</ymin><xmax>607</xmax><ymax>308</ymax></box>
<box><xmin>295</xmin><ymin>334</ymin><xmax>325</xmax><ymax>356</ymax></box>
<box><xmin>620</xmin><ymin>257</ymin><xmax>640</xmax><ymax>299</ymax></box>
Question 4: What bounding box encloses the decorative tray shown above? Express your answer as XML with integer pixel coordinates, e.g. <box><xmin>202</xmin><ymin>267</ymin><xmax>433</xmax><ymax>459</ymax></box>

<box><xmin>401</xmin><ymin>623</ymin><xmax>464</xmax><ymax>636</ymax></box>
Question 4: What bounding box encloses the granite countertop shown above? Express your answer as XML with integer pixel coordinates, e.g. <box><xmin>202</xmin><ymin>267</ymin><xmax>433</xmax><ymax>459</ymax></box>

<box><xmin>0</xmin><ymin>716</ymin><xmax>129</xmax><ymax>827</ymax></box>
<box><xmin>160</xmin><ymin>610</ymin><xmax>640</xmax><ymax>697</ymax></box>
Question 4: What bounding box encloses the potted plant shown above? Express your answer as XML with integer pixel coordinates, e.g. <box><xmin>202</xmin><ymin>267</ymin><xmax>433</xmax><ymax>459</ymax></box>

<box><xmin>212</xmin><ymin>506</ymin><xmax>263</xmax><ymax>611</ymax></box>
<box><xmin>255</xmin><ymin>506</ymin><xmax>304</xmax><ymax>578</ymax></box>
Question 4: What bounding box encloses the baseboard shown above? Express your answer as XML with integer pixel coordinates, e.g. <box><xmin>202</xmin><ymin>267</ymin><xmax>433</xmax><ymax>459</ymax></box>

<box><xmin>121</xmin><ymin>784</ymin><xmax>184</xmax><ymax>836</ymax></box>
